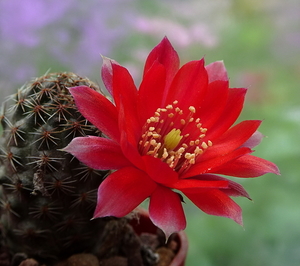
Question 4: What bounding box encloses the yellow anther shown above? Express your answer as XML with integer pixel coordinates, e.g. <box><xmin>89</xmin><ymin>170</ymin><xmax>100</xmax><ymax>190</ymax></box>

<box><xmin>182</xmin><ymin>143</ymin><xmax>188</xmax><ymax>149</ymax></box>
<box><xmin>177</xmin><ymin>147</ymin><xmax>185</xmax><ymax>154</ymax></box>
<box><xmin>189</xmin><ymin>158</ymin><xmax>196</xmax><ymax>164</ymax></box>
<box><xmin>189</xmin><ymin>106</ymin><xmax>196</xmax><ymax>113</ymax></box>
<box><xmin>194</xmin><ymin>146</ymin><xmax>203</xmax><ymax>154</ymax></box>
<box><xmin>184</xmin><ymin>153</ymin><xmax>192</xmax><ymax>159</ymax></box>
<box><xmin>201</xmin><ymin>142</ymin><xmax>208</xmax><ymax>149</ymax></box>
<box><xmin>150</xmin><ymin>139</ymin><xmax>157</xmax><ymax>145</ymax></box>
<box><xmin>208</xmin><ymin>140</ymin><xmax>213</xmax><ymax>146</ymax></box>
<box><xmin>162</xmin><ymin>148</ymin><xmax>169</xmax><ymax>159</ymax></box>
<box><xmin>164</xmin><ymin>128</ymin><xmax>183</xmax><ymax>150</ymax></box>
<box><xmin>154</xmin><ymin>142</ymin><xmax>162</xmax><ymax>151</ymax></box>
<box><xmin>167</xmin><ymin>155</ymin><xmax>175</xmax><ymax>164</ymax></box>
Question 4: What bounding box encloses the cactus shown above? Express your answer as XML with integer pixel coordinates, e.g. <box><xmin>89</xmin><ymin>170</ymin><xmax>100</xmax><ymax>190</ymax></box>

<box><xmin>0</xmin><ymin>72</ymin><xmax>110</xmax><ymax>263</ymax></box>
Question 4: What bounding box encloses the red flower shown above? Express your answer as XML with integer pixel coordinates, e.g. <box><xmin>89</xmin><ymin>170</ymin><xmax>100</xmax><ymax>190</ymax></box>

<box><xmin>64</xmin><ymin>37</ymin><xmax>280</xmax><ymax>238</ymax></box>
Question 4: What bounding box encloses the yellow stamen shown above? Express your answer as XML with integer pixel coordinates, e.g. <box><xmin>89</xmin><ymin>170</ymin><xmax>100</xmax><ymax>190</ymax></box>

<box><xmin>139</xmin><ymin>101</ymin><xmax>213</xmax><ymax>175</ymax></box>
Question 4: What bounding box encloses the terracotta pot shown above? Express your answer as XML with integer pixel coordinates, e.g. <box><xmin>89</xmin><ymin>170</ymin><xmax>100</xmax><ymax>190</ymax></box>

<box><xmin>131</xmin><ymin>208</ymin><xmax>188</xmax><ymax>266</ymax></box>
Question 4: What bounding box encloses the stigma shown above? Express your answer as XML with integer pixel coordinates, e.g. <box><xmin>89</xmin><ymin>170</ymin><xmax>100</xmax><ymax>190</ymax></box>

<box><xmin>164</xmin><ymin>129</ymin><xmax>182</xmax><ymax>150</ymax></box>
<box><xmin>139</xmin><ymin>101</ymin><xmax>213</xmax><ymax>174</ymax></box>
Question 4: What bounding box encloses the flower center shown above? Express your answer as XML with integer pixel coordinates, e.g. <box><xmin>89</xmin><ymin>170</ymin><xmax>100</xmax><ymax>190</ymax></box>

<box><xmin>138</xmin><ymin>101</ymin><xmax>213</xmax><ymax>174</ymax></box>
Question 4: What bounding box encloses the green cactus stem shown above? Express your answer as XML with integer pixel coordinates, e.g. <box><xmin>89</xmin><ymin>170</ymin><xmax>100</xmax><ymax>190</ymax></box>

<box><xmin>0</xmin><ymin>72</ymin><xmax>109</xmax><ymax>262</ymax></box>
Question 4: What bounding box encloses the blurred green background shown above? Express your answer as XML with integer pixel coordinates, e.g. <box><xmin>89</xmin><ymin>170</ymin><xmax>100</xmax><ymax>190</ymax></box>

<box><xmin>0</xmin><ymin>0</ymin><xmax>299</xmax><ymax>265</ymax></box>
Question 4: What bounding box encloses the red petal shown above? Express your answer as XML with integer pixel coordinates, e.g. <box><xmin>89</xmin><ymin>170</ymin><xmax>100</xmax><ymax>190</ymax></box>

<box><xmin>149</xmin><ymin>185</ymin><xmax>186</xmax><ymax>239</ymax></box>
<box><xmin>182</xmin><ymin>147</ymin><xmax>252</xmax><ymax>179</ymax></box>
<box><xmin>173</xmin><ymin>178</ymin><xmax>229</xmax><ymax>193</ymax></box>
<box><xmin>205</xmin><ymin>88</ymin><xmax>247</xmax><ymax>141</ymax></box>
<box><xmin>93</xmin><ymin>167</ymin><xmax>157</xmax><ymax>218</ymax></box>
<box><xmin>117</xmin><ymin>98</ymin><xmax>146</xmax><ymax>172</ymax></box>
<box><xmin>138</xmin><ymin>61</ymin><xmax>167</xmax><ymax>125</ymax></box>
<box><xmin>118</xmin><ymin>97</ymin><xmax>141</xmax><ymax>149</ymax></box>
<box><xmin>205</xmin><ymin>61</ymin><xmax>228</xmax><ymax>83</ymax></box>
<box><xmin>111</xmin><ymin>62</ymin><xmax>138</xmax><ymax>111</ymax></box>
<box><xmin>212</xmin><ymin>154</ymin><xmax>280</xmax><ymax>177</ymax></box>
<box><xmin>101</xmin><ymin>56</ymin><xmax>117</xmax><ymax>96</ymax></box>
<box><xmin>202</xmin><ymin>120</ymin><xmax>262</xmax><ymax>160</ymax></box>
<box><xmin>241</xmin><ymin>131</ymin><xmax>264</xmax><ymax>148</ymax></box>
<box><xmin>164</xmin><ymin>59</ymin><xmax>208</xmax><ymax>109</ymax></box>
<box><xmin>144</xmin><ymin>37</ymin><xmax>179</xmax><ymax>90</ymax></box>
<box><xmin>69</xmin><ymin>86</ymin><xmax>120</xmax><ymax>142</ymax></box>
<box><xmin>63</xmin><ymin>136</ymin><xmax>131</xmax><ymax>170</ymax></box>
<box><xmin>197</xmin><ymin>80</ymin><xmax>229</xmax><ymax>128</ymax></box>
<box><xmin>119</xmin><ymin>128</ymin><xmax>145</xmax><ymax>171</ymax></box>
<box><xmin>142</xmin><ymin>156</ymin><xmax>178</xmax><ymax>186</ymax></box>
<box><xmin>111</xmin><ymin>62</ymin><xmax>141</xmax><ymax>143</ymax></box>
<box><xmin>195</xmin><ymin>174</ymin><xmax>251</xmax><ymax>199</ymax></box>
<box><xmin>184</xmin><ymin>189</ymin><xmax>243</xmax><ymax>225</ymax></box>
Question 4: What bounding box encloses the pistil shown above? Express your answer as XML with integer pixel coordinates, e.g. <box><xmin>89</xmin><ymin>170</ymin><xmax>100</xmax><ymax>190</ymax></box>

<box><xmin>164</xmin><ymin>129</ymin><xmax>182</xmax><ymax>150</ymax></box>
